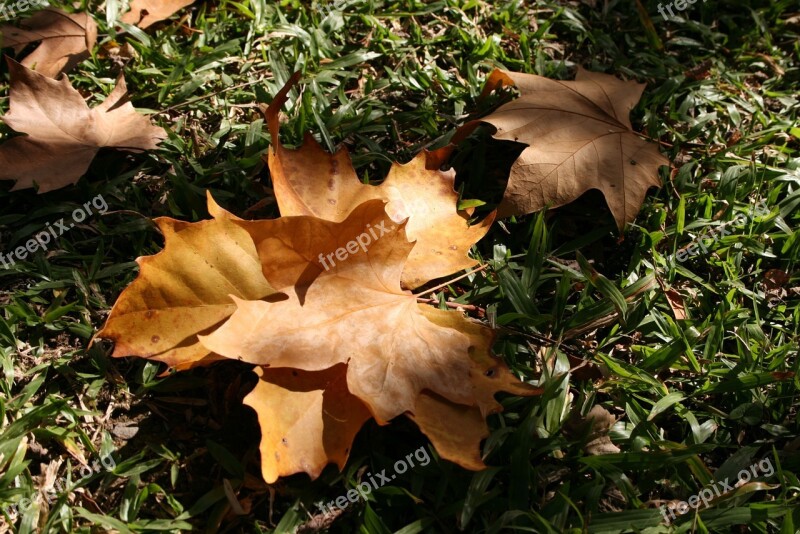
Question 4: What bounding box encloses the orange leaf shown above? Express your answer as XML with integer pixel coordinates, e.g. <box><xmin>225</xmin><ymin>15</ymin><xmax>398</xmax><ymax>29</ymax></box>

<box><xmin>200</xmin><ymin>200</ymin><xmax>478</xmax><ymax>423</ymax></box>
<box><xmin>102</xmin><ymin>192</ymin><xmax>539</xmax><ymax>478</ymax></box>
<box><xmin>265</xmin><ymin>80</ymin><xmax>493</xmax><ymax>289</ymax></box>
<box><xmin>409</xmin><ymin>392</ymin><xmax>488</xmax><ymax>471</ymax></box>
<box><xmin>97</xmin><ymin>214</ymin><xmax>276</xmax><ymax>370</ymax></box>
<box><xmin>245</xmin><ymin>365</ymin><xmax>371</xmax><ymax>483</ymax></box>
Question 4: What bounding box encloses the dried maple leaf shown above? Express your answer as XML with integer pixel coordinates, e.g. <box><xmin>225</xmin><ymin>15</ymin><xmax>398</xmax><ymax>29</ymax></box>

<box><xmin>0</xmin><ymin>60</ymin><xmax>167</xmax><ymax>192</ymax></box>
<box><xmin>120</xmin><ymin>0</ymin><xmax>195</xmax><ymax>29</ymax></box>
<box><xmin>200</xmin><ymin>200</ymin><xmax>482</xmax><ymax>423</ymax></box>
<box><xmin>245</xmin><ymin>365</ymin><xmax>371</xmax><ymax>483</ymax></box>
<box><xmin>240</xmin><ymin>294</ymin><xmax>539</xmax><ymax>478</ymax></box>
<box><xmin>264</xmin><ymin>76</ymin><xmax>493</xmax><ymax>289</ymax></box>
<box><xmin>0</xmin><ymin>8</ymin><xmax>97</xmax><ymax>78</ymax></box>
<box><xmin>468</xmin><ymin>68</ymin><xmax>669</xmax><ymax>230</ymax></box>
<box><xmin>410</xmin><ymin>392</ymin><xmax>489</xmax><ymax>470</ymax></box>
<box><xmin>97</xmin><ymin>213</ymin><xmax>276</xmax><ymax>370</ymax></box>
<box><xmin>100</xmin><ymin>191</ymin><xmax>539</xmax><ymax>480</ymax></box>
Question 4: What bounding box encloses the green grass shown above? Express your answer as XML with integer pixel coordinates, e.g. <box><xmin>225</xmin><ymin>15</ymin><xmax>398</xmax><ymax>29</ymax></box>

<box><xmin>0</xmin><ymin>0</ymin><xmax>798</xmax><ymax>532</ymax></box>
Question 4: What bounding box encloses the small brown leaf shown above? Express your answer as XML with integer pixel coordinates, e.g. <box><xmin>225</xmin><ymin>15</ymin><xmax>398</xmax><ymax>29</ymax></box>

<box><xmin>664</xmin><ymin>288</ymin><xmax>687</xmax><ymax>320</ymax></box>
<box><xmin>763</xmin><ymin>269</ymin><xmax>790</xmax><ymax>290</ymax></box>
<box><xmin>566</xmin><ymin>405</ymin><xmax>621</xmax><ymax>456</ymax></box>
<box><xmin>245</xmin><ymin>365</ymin><xmax>371</xmax><ymax>483</ymax></box>
<box><xmin>0</xmin><ymin>8</ymin><xmax>97</xmax><ymax>78</ymax></box>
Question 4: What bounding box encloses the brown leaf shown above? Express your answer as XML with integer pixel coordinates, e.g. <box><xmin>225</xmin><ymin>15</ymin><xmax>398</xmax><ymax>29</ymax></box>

<box><xmin>763</xmin><ymin>269</ymin><xmax>790</xmax><ymax>290</ymax></box>
<box><xmin>0</xmin><ymin>60</ymin><xmax>167</xmax><ymax>192</ymax></box>
<box><xmin>245</xmin><ymin>365</ymin><xmax>371</xmax><ymax>483</ymax></box>
<box><xmin>565</xmin><ymin>405</ymin><xmax>621</xmax><ymax>455</ymax></box>
<box><xmin>471</xmin><ymin>68</ymin><xmax>669</xmax><ymax>230</ymax></box>
<box><xmin>97</xmin><ymin>214</ymin><xmax>276</xmax><ymax>370</ymax></box>
<box><xmin>200</xmin><ymin>200</ymin><xmax>478</xmax><ymax>423</ymax></box>
<box><xmin>664</xmin><ymin>288</ymin><xmax>687</xmax><ymax>320</ymax></box>
<box><xmin>120</xmin><ymin>0</ymin><xmax>195</xmax><ymax>29</ymax></box>
<box><xmin>0</xmin><ymin>8</ymin><xmax>97</xmax><ymax>78</ymax></box>
<box><xmin>409</xmin><ymin>310</ymin><xmax>541</xmax><ymax>471</ymax></box>
<box><xmin>408</xmin><ymin>392</ymin><xmax>488</xmax><ymax>471</ymax></box>
<box><xmin>421</xmin><ymin>305</ymin><xmax>541</xmax><ymax>417</ymax></box>
<box><xmin>102</xmin><ymin>192</ymin><xmax>539</xmax><ymax>479</ymax></box>
<box><xmin>216</xmin><ymin>187</ymin><xmax>538</xmax><ymax>472</ymax></box>
<box><xmin>265</xmin><ymin>82</ymin><xmax>493</xmax><ymax>289</ymax></box>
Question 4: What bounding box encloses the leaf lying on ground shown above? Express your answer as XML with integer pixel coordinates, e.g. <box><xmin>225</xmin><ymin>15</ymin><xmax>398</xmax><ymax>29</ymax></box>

<box><xmin>464</xmin><ymin>68</ymin><xmax>669</xmax><ymax>230</ymax></box>
<box><xmin>264</xmin><ymin>74</ymin><xmax>493</xmax><ymax>289</ymax></box>
<box><xmin>565</xmin><ymin>405</ymin><xmax>621</xmax><ymax>455</ymax></box>
<box><xmin>96</xmin><ymin>212</ymin><xmax>276</xmax><ymax>371</ymax></box>
<box><xmin>201</xmin><ymin>200</ymin><xmax>483</xmax><ymax>423</ymax></box>
<box><xmin>245</xmin><ymin>365</ymin><xmax>372</xmax><ymax>483</ymax></box>
<box><xmin>0</xmin><ymin>60</ymin><xmax>167</xmax><ymax>192</ymax></box>
<box><xmin>0</xmin><ymin>8</ymin><xmax>97</xmax><ymax>78</ymax></box>
<box><xmin>120</xmin><ymin>0</ymin><xmax>196</xmax><ymax>29</ymax></box>
<box><xmin>100</xmin><ymin>192</ymin><xmax>539</xmax><ymax>480</ymax></box>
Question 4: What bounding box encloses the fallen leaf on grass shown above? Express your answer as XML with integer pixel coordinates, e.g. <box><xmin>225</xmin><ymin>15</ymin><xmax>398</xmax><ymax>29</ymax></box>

<box><xmin>264</xmin><ymin>75</ymin><xmax>493</xmax><ymax>289</ymax></box>
<box><xmin>664</xmin><ymin>288</ymin><xmax>687</xmax><ymax>320</ymax></box>
<box><xmin>245</xmin><ymin>365</ymin><xmax>371</xmax><ymax>483</ymax></box>
<box><xmin>565</xmin><ymin>405</ymin><xmax>621</xmax><ymax>455</ymax></box>
<box><xmin>0</xmin><ymin>8</ymin><xmax>97</xmax><ymax>78</ymax></box>
<box><xmin>200</xmin><ymin>200</ymin><xmax>480</xmax><ymax>423</ymax></box>
<box><xmin>0</xmin><ymin>60</ymin><xmax>167</xmax><ymax>192</ymax></box>
<box><xmin>120</xmin><ymin>0</ymin><xmax>196</xmax><ymax>29</ymax></box>
<box><xmin>96</xmin><ymin>214</ymin><xmax>276</xmax><ymax>370</ymax></box>
<box><xmin>99</xmin><ymin>74</ymin><xmax>539</xmax><ymax>481</ymax></box>
<box><xmin>466</xmin><ymin>68</ymin><xmax>669</xmax><ymax>230</ymax></box>
<box><xmin>409</xmin><ymin>392</ymin><xmax>489</xmax><ymax>471</ymax></box>
<box><xmin>101</xmin><ymin>193</ymin><xmax>539</xmax><ymax>479</ymax></box>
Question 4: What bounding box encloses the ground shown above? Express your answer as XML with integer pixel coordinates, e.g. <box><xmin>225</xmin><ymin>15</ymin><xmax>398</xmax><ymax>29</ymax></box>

<box><xmin>0</xmin><ymin>0</ymin><xmax>798</xmax><ymax>532</ymax></box>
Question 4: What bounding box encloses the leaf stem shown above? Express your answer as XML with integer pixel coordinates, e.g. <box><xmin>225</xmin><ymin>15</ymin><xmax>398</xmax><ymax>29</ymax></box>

<box><xmin>411</xmin><ymin>263</ymin><xmax>489</xmax><ymax>298</ymax></box>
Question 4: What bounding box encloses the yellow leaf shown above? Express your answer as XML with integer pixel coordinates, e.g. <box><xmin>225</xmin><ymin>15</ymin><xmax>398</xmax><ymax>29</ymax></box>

<box><xmin>245</xmin><ymin>365</ymin><xmax>371</xmax><ymax>483</ymax></box>
<box><xmin>265</xmin><ymin>81</ymin><xmax>493</xmax><ymax>289</ymax></box>
<box><xmin>97</xmin><ymin>213</ymin><xmax>275</xmax><ymax>370</ymax></box>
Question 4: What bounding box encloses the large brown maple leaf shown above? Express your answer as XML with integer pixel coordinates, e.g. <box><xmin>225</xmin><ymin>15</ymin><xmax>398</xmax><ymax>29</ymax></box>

<box><xmin>98</xmin><ymin>194</ymin><xmax>539</xmax><ymax>481</ymax></box>
<box><xmin>201</xmin><ymin>200</ymin><xmax>495</xmax><ymax>423</ymax></box>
